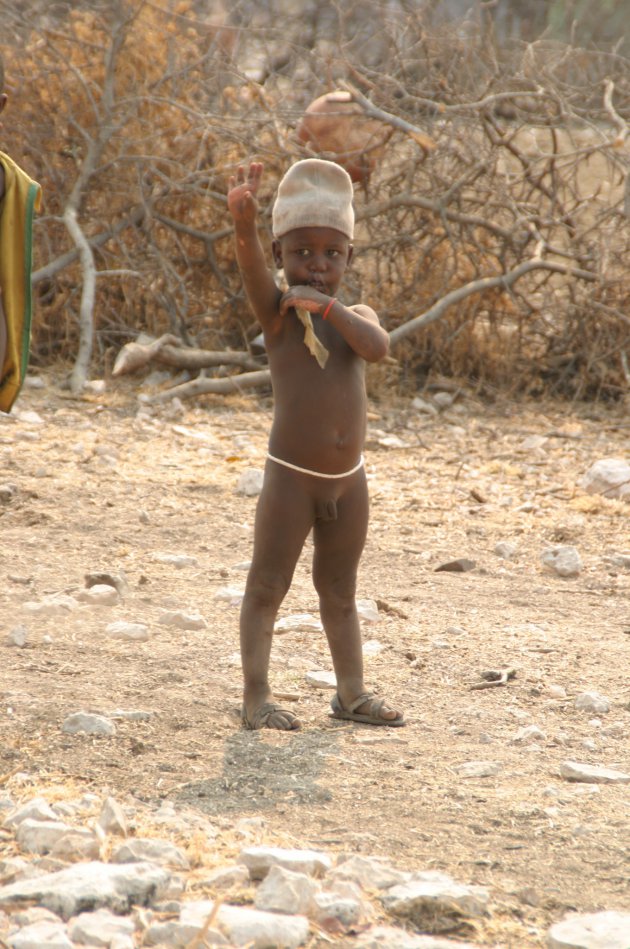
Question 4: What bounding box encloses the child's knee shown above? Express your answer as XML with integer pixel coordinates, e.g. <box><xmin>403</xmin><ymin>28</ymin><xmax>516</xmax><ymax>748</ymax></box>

<box><xmin>246</xmin><ymin>569</ymin><xmax>291</xmax><ymax>608</ymax></box>
<box><xmin>313</xmin><ymin>571</ymin><xmax>357</xmax><ymax>607</ymax></box>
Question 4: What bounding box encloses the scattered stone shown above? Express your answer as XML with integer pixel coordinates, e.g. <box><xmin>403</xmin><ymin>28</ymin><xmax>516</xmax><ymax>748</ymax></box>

<box><xmin>548</xmin><ymin>909</ymin><xmax>630</xmax><ymax>948</ymax></box>
<box><xmin>8</xmin><ymin>920</ymin><xmax>74</xmax><ymax>948</ymax></box>
<box><xmin>512</xmin><ymin>724</ymin><xmax>546</xmax><ymax>744</ymax></box>
<box><xmin>327</xmin><ymin>855</ymin><xmax>412</xmax><ymax>891</ymax></box>
<box><xmin>548</xmin><ymin>684</ymin><xmax>567</xmax><ymax>699</ymax></box>
<box><xmin>0</xmin><ymin>482</ymin><xmax>18</xmax><ymax>502</ymax></box>
<box><xmin>61</xmin><ymin>713</ymin><xmax>116</xmax><ymax>737</ymax></box>
<box><xmin>363</xmin><ymin>639</ymin><xmax>385</xmax><ymax>657</ymax></box>
<box><xmin>305</xmin><ymin>670</ymin><xmax>337</xmax><ymax>689</ymax></box>
<box><xmin>274</xmin><ymin>613</ymin><xmax>323</xmax><ymax>634</ymax></box>
<box><xmin>7</xmin><ymin>625</ymin><xmax>28</xmax><ymax>647</ymax></box>
<box><xmin>198</xmin><ymin>864</ymin><xmax>250</xmax><ymax>890</ymax></box>
<box><xmin>112</xmin><ymin>838</ymin><xmax>190</xmax><ymax>870</ymax></box>
<box><xmin>580</xmin><ymin>458</ymin><xmax>630</xmax><ymax>501</ymax></box>
<box><xmin>85</xmin><ymin>571</ymin><xmax>129</xmax><ymax>596</ymax></box>
<box><xmin>541</xmin><ymin>546</ymin><xmax>582</xmax><ymax>577</ymax></box>
<box><xmin>3</xmin><ymin>798</ymin><xmax>58</xmax><ymax>830</ymax></box>
<box><xmin>110</xmin><ymin>709</ymin><xmax>153</xmax><ymax>721</ymax></box>
<box><xmin>97</xmin><ymin>798</ymin><xmax>128</xmax><ymax>837</ymax></box>
<box><xmin>157</xmin><ymin>610</ymin><xmax>208</xmax><ymax>630</ymax></box>
<box><xmin>213</xmin><ymin>586</ymin><xmax>245</xmax><ymax>606</ymax></box>
<box><xmin>601</xmin><ymin>722</ymin><xmax>625</xmax><ymax>738</ymax></box>
<box><xmin>254</xmin><ymin>865</ymin><xmax>319</xmax><ymax>915</ymax></box>
<box><xmin>559</xmin><ymin>761</ymin><xmax>630</xmax><ymax>784</ymax></box>
<box><xmin>574</xmin><ymin>691</ymin><xmax>610</xmax><ymax>714</ymax></box>
<box><xmin>380</xmin><ymin>871</ymin><xmax>489</xmax><ymax>932</ymax></box>
<box><xmin>453</xmin><ymin>761</ymin><xmax>502</xmax><ymax>778</ymax></box>
<box><xmin>494</xmin><ymin>541</ymin><xmax>517</xmax><ymax>559</ymax></box>
<box><xmin>434</xmin><ymin>558</ymin><xmax>476</xmax><ymax>573</ymax></box>
<box><xmin>432</xmin><ymin>391</ymin><xmax>455</xmax><ymax>410</ymax></box>
<box><xmin>444</xmin><ymin>625</ymin><xmax>467</xmax><ymax>637</ymax></box>
<box><xmin>77</xmin><ymin>584</ymin><xmax>120</xmax><ymax>606</ymax></box>
<box><xmin>411</xmin><ymin>396</ymin><xmax>438</xmax><ymax>416</ymax></box>
<box><xmin>356</xmin><ymin>598</ymin><xmax>380</xmax><ymax>622</ymax></box>
<box><xmin>238</xmin><ymin>846</ymin><xmax>332</xmax><ymax>880</ymax></box>
<box><xmin>16</xmin><ymin>820</ymin><xmax>93</xmax><ymax>856</ymax></box>
<box><xmin>313</xmin><ymin>886</ymin><xmax>369</xmax><ymax>928</ymax></box>
<box><xmin>602</xmin><ymin>551</ymin><xmax>630</xmax><ymax>569</ymax></box>
<box><xmin>105</xmin><ymin>621</ymin><xmax>150</xmax><ymax>642</ymax></box>
<box><xmin>0</xmin><ymin>861</ymin><xmax>175</xmax><ymax>918</ymax></box>
<box><xmin>236</xmin><ymin>468</ymin><xmax>264</xmax><ymax>496</ymax></box>
<box><xmin>153</xmin><ymin>552</ymin><xmax>199</xmax><ymax>568</ymax></box>
<box><xmin>23</xmin><ymin>595</ymin><xmax>78</xmax><ymax>617</ymax></box>
<box><xmin>68</xmin><ymin>907</ymin><xmax>136</xmax><ymax>945</ymax></box>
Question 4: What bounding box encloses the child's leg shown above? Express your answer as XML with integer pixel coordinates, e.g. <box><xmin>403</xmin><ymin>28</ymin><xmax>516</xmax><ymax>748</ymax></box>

<box><xmin>240</xmin><ymin>463</ymin><xmax>313</xmax><ymax>729</ymax></box>
<box><xmin>312</xmin><ymin>473</ymin><xmax>403</xmax><ymax>724</ymax></box>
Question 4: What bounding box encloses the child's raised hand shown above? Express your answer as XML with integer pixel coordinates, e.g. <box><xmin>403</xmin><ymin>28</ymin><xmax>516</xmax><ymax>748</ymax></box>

<box><xmin>227</xmin><ymin>162</ymin><xmax>263</xmax><ymax>224</ymax></box>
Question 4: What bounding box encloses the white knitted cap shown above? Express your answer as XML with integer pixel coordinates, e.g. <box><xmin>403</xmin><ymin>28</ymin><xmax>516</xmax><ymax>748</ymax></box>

<box><xmin>272</xmin><ymin>159</ymin><xmax>354</xmax><ymax>239</ymax></box>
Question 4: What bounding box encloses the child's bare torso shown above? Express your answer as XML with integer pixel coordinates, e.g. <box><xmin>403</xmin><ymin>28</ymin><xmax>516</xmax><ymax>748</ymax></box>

<box><xmin>266</xmin><ymin>307</ymin><xmax>367</xmax><ymax>475</ymax></box>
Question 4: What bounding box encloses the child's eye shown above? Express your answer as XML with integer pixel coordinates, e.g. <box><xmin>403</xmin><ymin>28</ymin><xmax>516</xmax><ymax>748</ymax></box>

<box><xmin>296</xmin><ymin>248</ymin><xmax>309</xmax><ymax>257</ymax></box>
<box><xmin>327</xmin><ymin>249</ymin><xmax>340</xmax><ymax>258</ymax></box>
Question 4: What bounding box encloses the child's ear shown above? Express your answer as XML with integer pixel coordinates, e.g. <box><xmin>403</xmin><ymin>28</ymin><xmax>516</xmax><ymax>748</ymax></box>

<box><xmin>347</xmin><ymin>244</ymin><xmax>354</xmax><ymax>266</ymax></box>
<box><xmin>272</xmin><ymin>239</ymin><xmax>283</xmax><ymax>269</ymax></box>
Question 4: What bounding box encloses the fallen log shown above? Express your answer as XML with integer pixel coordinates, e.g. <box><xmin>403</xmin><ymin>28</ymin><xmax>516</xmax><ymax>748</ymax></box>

<box><xmin>112</xmin><ymin>333</ymin><xmax>263</xmax><ymax>377</ymax></box>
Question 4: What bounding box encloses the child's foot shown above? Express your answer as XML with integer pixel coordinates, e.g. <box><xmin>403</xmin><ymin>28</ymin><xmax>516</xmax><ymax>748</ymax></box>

<box><xmin>330</xmin><ymin>692</ymin><xmax>405</xmax><ymax>727</ymax></box>
<box><xmin>241</xmin><ymin>701</ymin><xmax>301</xmax><ymax>731</ymax></box>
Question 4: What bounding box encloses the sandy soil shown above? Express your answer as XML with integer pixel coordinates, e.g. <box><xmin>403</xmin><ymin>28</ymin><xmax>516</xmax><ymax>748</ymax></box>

<box><xmin>1</xmin><ymin>373</ymin><xmax>629</xmax><ymax>946</ymax></box>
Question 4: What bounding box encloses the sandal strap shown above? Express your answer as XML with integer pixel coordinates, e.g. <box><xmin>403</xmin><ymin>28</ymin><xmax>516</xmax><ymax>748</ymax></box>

<box><xmin>347</xmin><ymin>692</ymin><xmax>382</xmax><ymax>715</ymax></box>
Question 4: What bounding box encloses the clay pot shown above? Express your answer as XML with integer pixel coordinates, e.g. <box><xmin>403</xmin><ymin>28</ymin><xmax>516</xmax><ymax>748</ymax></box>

<box><xmin>296</xmin><ymin>90</ymin><xmax>392</xmax><ymax>183</ymax></box>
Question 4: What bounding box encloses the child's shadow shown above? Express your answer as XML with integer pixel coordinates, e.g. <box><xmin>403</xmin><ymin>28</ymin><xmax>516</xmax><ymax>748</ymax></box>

<box><xmin>176</xmin><ymin>727</ymin><xmax>342</xmax><ymax>815</ymax></box>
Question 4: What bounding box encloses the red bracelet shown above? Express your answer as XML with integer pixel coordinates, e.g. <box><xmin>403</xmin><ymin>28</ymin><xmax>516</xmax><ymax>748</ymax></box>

<box><xmin>321</xmin><ymin>297</ymin><xmax>336</xmax><ymax>320</ymax></box>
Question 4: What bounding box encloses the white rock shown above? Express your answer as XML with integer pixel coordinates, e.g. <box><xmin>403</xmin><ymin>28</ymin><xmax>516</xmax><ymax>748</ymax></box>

<box><xmin>23</xmin><ymin>595</ymin><xmax>78</xmax><ymax>617</ymax></box>
<box><xmin>236</xmin><ymin>468</ymin><xmax>264</xmax><ymax>496</ymax></box>
<box><xmin>547</xmin><ymin>684</ymin><xmax>567</xmax><ymax>698</ymax></box>
<box><xmin>363</xmin><ymin>639</ymin><xmax>385</xmax><ymax>657</ymax></box>
<box><xmin>112</xmin><ymin>838</ymin><xmax>190</xmax><ymax>870</ymax></box>
<box><xmin>198</xmin><ymin>864</ymin><xmax>249</xmax><ymax>890</ymax></box>
<box><xmin>432</xmin><ymin>391</ymin><xmax>455</xmax><ymax>410</ymax></box>
<box><xmin>254</xmin><ymin>865</ymin><xmax>319</xmax><ymax>915</ymax></box>
<box><xmin>0</xmin><ymin>861</ymin><xmax>175</xmax><ymax>919</ymax></box>
<box><xmin>540</xmin><ymin>546</ymin><xmax>582</xmax><ymax>577</ymax></box>
<box><xmin>305</xmin><ymin>670</ymin><xmax>337</xmax><ymax>689</ymax></box>
<box><xmin>327</xmin><ymin>855</ymin><xmax>412</xmax><ymax>891</ymax></box>
<box><xmin>77</xmin><ymin>584</ymin><xmax>120</xmax><ymax>606</ymax></box>
<box><xmin>62</xmin><ymin>713</ymin><xmax>116</xmax><ymax>737</ymax></box>
<box><xmin>147</xmin><ymin>899</ymin><xmax>309</xmax><ymax>948</ymax></box>
<box><xmin>548</xmin><ymin>909</ymin><xmax>630</xmax><ymax>948</ymax></box>
<box><xmin>357</xmin><ymin>599</ymin><xmax>380</xmax><ymax>622</ymax></box>
<box><xmin>494</xmin><ymin>541</ymin><xmax>517</xmax><ymax>560</ymax></box>
<box><xmin>213</xmin><ymin>586</ymin><xmax>245</xmax><ymax>606</ymax></box>
<box><xmin>110</xmin><ymin>709</ymin><xmax>153</xmax><ymax>721</ymax></box>
<box><xmin>601</xmin><ymin>722</ymin><xmax>625</xmax><ymax>738</ymax></box>
<box><xmin>380</xmin><ymin>871</ymin><xmax>489</xmax><ymax>923</ymax></box>
<box><xmin>97</xmin><ymin>797</ymin><xmax>128</xmax><ymax>837</ymax></box>
<box><xmin>411</xmin><ymin>396</ymin><xmax>438</xmax><ymax>416</ymax></box>
<box><xmin>105</xmin><ymin>621</ymin><xmax>150</xmax><ymax>642</ymax></box>
<box><xmin>574</xmin><ymin>691</ymin><xmax>610</xmax><ymax>714</ymax></box>
<box><xmin>275</xmin><ymin>613</ymin><xmax>323</xmax><ymax>634</ymax></box>
<box><xmin>453</xmin><ymin>760</ymin><xmax>501</xmax><ymax>778</ymax></box>
<box><xmin>559</xmin><ymin>761</ymin><xmax>630</xmax><ymax>784</ymax></box>
<box><xmin>581</xmin><ymin>458</ymin><xmax>630</xmax><ymax>501</ymax></box>
<box><xmin>158</xmin><ymin>610</ymin><xmax>208</xmax><ymax>630</ymax></box>
<box><xmin>50</xmin><ymin>830</ymin><xmax>100</xmax><ymax>861</ymax></box>
<box><xmin>603</xmin><ymin>551</ymin><xmax>630</xmax><ymax>569</ymax></box>
<box><xmin>8</xmin><ymin>921</ymin><xmax>73</xmax><ymax>949</ymax></box>
<box><xmin>153</xmin><ymin>553</ymin><xmax>199</xmax><ymax>568</ymax></box>
<box><xmin>68</xmin><ymin>908</ymin><xmax>136</xmax><ymax>946</ymax></box>
<box><xmin>7</xmin><ymin>625</ymin><xmax>28</xmax><ymax>647</ymax></box>
<box><xmin>16</xmin><ymin>819</ymin><xmax>81</xmax><ymax>855</ymax></box>
<box><xmin>238</xmin><ymin>846</ymin><xmax>332</xmax><ymax>880</ymax></box>
<box><xmin>11</xmin><ymin>408</ymin><xmax>44</xmax><ymax>425</ymax></box>
<box><xmin>513</xmin><ymin>725</ymin><xmax>546</xmax><ymax>744</ymax></box>
<box><xmin>3</xmin><ymin>797</ymin><xmax>58</xmax><ymax>830</ymax></box>
<box><xmin>313</xmin><ymin>889</ymin><xmax>365</xmax><ymax>927</ymax></box>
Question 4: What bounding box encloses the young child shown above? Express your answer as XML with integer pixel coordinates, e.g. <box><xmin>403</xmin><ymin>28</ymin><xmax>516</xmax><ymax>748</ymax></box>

<box><xmin>0</xmin><ymin>54</ymin><xmax>42</xmax><ymax>413</ymax></box>
<box><xmin>227</xmin><ymin>158</ymin><xmax>405</xmax><ymax>730</ymax></box>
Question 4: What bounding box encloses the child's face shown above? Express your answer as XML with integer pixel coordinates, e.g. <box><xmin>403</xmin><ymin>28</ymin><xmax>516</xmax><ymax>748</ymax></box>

<box><xmin>273</xmin><ymin>226</ymin><xmax>353</xmax><ymax>296</ymax></box>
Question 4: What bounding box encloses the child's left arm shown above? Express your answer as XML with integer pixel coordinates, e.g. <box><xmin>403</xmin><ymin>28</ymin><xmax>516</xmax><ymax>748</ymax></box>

<box><xmin>279</xmin><ymin>287</ymin><xmax>389</xmax><ymax>363</ymax></box>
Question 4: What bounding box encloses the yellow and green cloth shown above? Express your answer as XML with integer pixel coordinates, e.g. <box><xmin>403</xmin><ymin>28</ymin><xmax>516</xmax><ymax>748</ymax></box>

<box><xmin>0</xmin><ymin>151</ymin><xmax>41</xmax><ymax>413</ymax></box>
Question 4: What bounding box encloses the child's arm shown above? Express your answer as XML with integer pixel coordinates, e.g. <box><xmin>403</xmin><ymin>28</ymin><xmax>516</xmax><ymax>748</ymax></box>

<box><xmin>279</xmin><ymin>286</ymin><xmax>389</xmax><ymax>363</ymax></box>
<box><xmin>227</xmin><ymin>162</ymin><xmax>281</xmax><ymax>333</ymax></box>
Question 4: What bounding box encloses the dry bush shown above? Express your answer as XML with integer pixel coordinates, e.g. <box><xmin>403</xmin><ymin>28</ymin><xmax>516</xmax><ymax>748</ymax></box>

<box><xmin>4</xmin><ymin>0</ymin><xmax>630</xmax><ymax>398</ymax></box>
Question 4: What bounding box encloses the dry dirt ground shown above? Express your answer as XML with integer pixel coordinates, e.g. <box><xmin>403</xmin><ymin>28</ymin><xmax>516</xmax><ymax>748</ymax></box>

<box><xmin>1</xmin><ymin>372</ymin><xmax>629</xmax><ymax>946</ymax></box>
